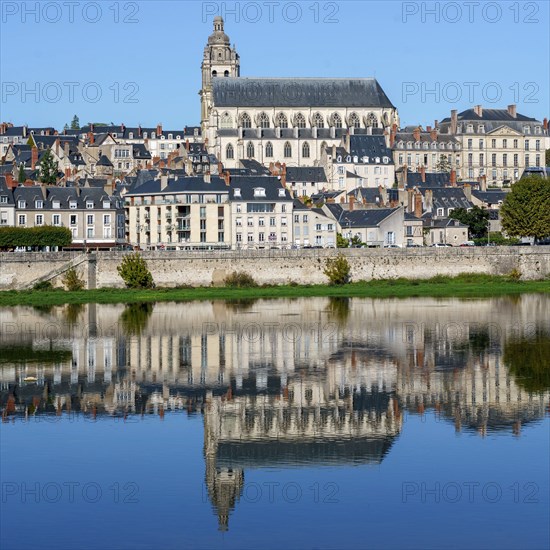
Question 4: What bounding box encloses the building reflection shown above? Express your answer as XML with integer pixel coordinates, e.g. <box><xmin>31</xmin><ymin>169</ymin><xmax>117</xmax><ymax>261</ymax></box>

<box><xmin>1</xmin><ymin>297</ymin><xmax>549</xmax><ymax>529</ymax></box>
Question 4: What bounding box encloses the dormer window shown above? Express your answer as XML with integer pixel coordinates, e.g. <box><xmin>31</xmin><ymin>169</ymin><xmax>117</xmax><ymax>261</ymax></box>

<box><xmin>86</xmin><ymin>201</ymin><xmax>94</xmax><ymax>209</ymax></box>
<box><xmin>278</xmin><ymin>188</ymin><xmax>285</xmax><ymax>197</ymax></box>
<box><xmin>524</xmin><ymin>126</ymin><xmax>530</xmax><ymax>134</ymax></box>
<box><xmin>35</xmin><ymin>200</ymin><xmax>43</xmax><ymax>209</ymax></box>
<box><xmin>103</xmin><ymin>200</ymin><xmax>110</xmax><ymax>209</ymax></box>
<box><xmin>0</xmin><ymin>196</ymin><xmax>7</xmax><ymax>204</ymax></box>
<box><xmin>168</xmin><ymin>134</ymin><xmax>173</xmax><ymax>139</ymax></box>
<box><xmin>151</xmin><ymin>132</ymin><xmax>156</xmax><ymax>139</ymax></box>
<box><xmin>253</xmin><ymin>188</ymin><xmax>266</xmax><ymax>197</ymax></box>
<box><xmin>112</xmin><ymin>133</ymin><xmax>117</xmax><ymax>138</ymax></box>
<box><xmin>18</xmin><ymin>200</ymin><xmax>26</xmax><ymax>208</ymax></box>
<box><xmin>478</xmin><ymin>125</ymin><xmax>485</xmax><ymax>133</ymax></box>
<box><xmin>467</xmin><ymin>124</ymin><xmax>473</xmax><ymax>133</ymax></box>
<box><xmin>52</xmin><ymin>200</ymin><xmax>60</xmax><ymax>209</ymax></box>
<box><xmin>129</xmin><ymin>132</ymin><xmax>134</xmax><ymax>139</ymax></box>
<box><xmin>234</xmin><ymin>188</ymin><xmax>241</xmax><ymax>197</ymax></box>
<box><xmin>143</xmin><ymin>132</ymin><xmax>148</xmax><ymax>139</ymax></box>
<box><xmin>69</xmin><ymin>201</ymin><xmax>77</xmax><ymax>209</ymax></box>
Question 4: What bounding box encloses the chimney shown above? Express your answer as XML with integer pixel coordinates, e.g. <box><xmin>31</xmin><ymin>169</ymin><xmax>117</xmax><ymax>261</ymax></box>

<box><xmin>331</xmin><ymin>144</ymin><xmax>336</xmax><ymax>158</ymax></box>
<box><xmin>64</xmin><ymin>141</ymin><xmax>69</xmax><ymax>158</ymax></box>
<box><xmin>330</xmin><ymin>126</ymin><xmax>335</xmax><ymax>139</ymax></box>
<box><xmin>160</xmin><ymin>175</ymin><xmax>168</xmax><ymax>190</ymax></box>
<box><xmin>156</xmin><ymin>123</ymin><xmax>162</xmax><ymax>136</ymax></box>
<box><xmin>349</xmin><ymin>195</ymin><xmax>354</xmax><ymax>211</ymax></box>
<box><xmin>425</xmin><ymin>189</ymin><xmax>433</xmax><ymax>211</ymax></box>
<box><xmin>463</xmin><ymin>183</ymin><xmax>471</xmax><ymax>201</ymax></box>
<box><xmin>473</xmin><ymin>105</ymin><xmax>483</xmax><ymax>117</ymax></box>
<box><xmin>413</xmin><ymin>127</ymin><xmax>421</xmax><ymax>142</ymax></box>
<box><xmin>281</xmin><ymin>163</ymin><xmax>287</xmax><ymax>187</ymax></box>
<box><xmin>481</xmin><ymin>175</ymin><xmax>487</xmax><ymax>192</ymax></box>
<box><xmin>450</xmin><ymin>110</ymin><xmax>458</xmax><ymax>134</ymax></box>
<box><xmin>31</xmin><ymin>146</ymin><xmax>38</xmax><ymax>170</ymax></box>
<box><xmin>507</xmin><ymin>104</ymin><xmax>517</xmax><ymax>118</ymax></box>
<box><xmin>345</xmin><ymin>132</ymin><xmax>350</xmax><ymax>151</ymax></box>
<box><xmin>90</xmin><ymin>123</ymin><xmax>94</xmax><ymax>133</ymax></box>
<box><xmin>223</xmin><ymin>171</ymin><xmax>231</xmax><ymax>186</ymax></box>
<box><xmin>217</xmin><ymin>161</ymin><xmax>223</xmax><ymax>174</ymax></box>
<box><xmin>390</xmin><ymin>126</ymin><xmax>396</xmax><ymax>147</ymax></box>
<box><xmin>88</xmin><ymin>132</ymin><xmax>94</xmax><ymax>144</ymax></box>
<box><xmin>407</xmin><ymin>188</ymin><xmax>414</xmax><ymax>212</ymax></box>
<box><xmin>430</xmin><ymin>128</ymin><xmax>438</xmax><ymax>141</ymax></box>
<box><xmin>121</xmin><ymin>123</ymin><xmax>125</xmax><ymax>133</ymax></box>
<box><xmin>185</xmin><ymin>139</ymin><xmax>190</xmax><ymax>152</ymax></box>
<box><xmin>55</xmin><ymin>137</ymin><xmax>60</xmax><ymax>156</ymax></box>
<box><xmin>543</xmin><ymin>118</ymin><xmax>548</xmax><ymax>130</ymax></box>
<box><xmin>426</xmin><ymin>126</ymin><xmax>432</xmax><ymax>132</ymax></box>
<box><xmin>414</xmin><ymin>191</ymin><xmax>423</xmax><ymax>218</ymax></box>
<box><xmin>4</xmin><ymin>173</ymin><xmax>14</xmax><ymax>189</ymax></box>
<box><xmin>138</xmin><ymin>125</ymin><xmax>142</xmax><ymax>137</ymax></box>
<box><xmin>420</xmin><ymin>165</ymin><xmax>426</xmax><ymax>183</ymax></box>
<box><xmin>450</xmin><ymin>169</ymin><xmax>457</xmax><ymax>186</ymax></box>
<box><xmin>65</xmin><ymin>167</ymin><xmax>71</xmax><ymax>180</ymax></box>
<box><xmin>434</xmin><ymin>120</ymin><xmax>439</xmax><ymax>128</ymax></box>
<box><xmin>204</xmin><ymin>172</ymin><xmax>211</xmax><ymax>184</ymax></box>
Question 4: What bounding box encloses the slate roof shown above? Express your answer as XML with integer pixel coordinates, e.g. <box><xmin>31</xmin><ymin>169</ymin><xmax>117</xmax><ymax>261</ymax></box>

<box><xmin>472</xmin><ymin>190</ymin><xmax>507</xmax><ymax>204</ymax></box>
<box><xmin>324</xmin><ymin>203</ymin><xmax>400</xmax><ymax>227</ymax></box>
<box><xmin>213</xmin><ymin>78</ymin><xmax>395</xmax><ymax>108</ymax></box>
<box><xmin>96</xmin><ymin>155</ymin><xmax>113</xmax><ymax>167</ymax></box>
<box><xmin>348</xmin><ymin>135</ymin><xmax>394</xmax><ymax>162</ymax></box>
<box><xmin>126</xmin><ymin>176</ymin><xmax>229</xmax><ymax>196</ymax></box>
<box><xmin>286</xmin><ymin>166</ymin><xmax>327</xmax><ymax>182</ymax></box>
<box><xmin>132</xmin><ymin>143</ymin><xmax>151</xmax><ymax>159</ymax></box>
<box><xmin>0</xmin><ymin>177</ymin><xmax>15</xmax><ymax>204</ymax></box>
<box><xmin>238</xmin><ymin>159</ymin><xmax>271</xmax><ymax>175</ymax></box>
<box><xmin>441</xmin><ymin>108</ymin><xmax>538</xmax><ymax>123</ymax></box>
<box><xmin>347</xmin><ymin>187</ymin><xmax>383</xmax><ymax>203</ymax></box>
<box><xmin>405</xmin><ymin>172</ymin><xmax>451</xmax><ymax>187</ymax></box>
<box><xmin>229</xmin><ymin>176</ymin><xmax>293</xmax><ymax>201</ymax></box>
<box><xmin>422</xmin><ymin>187</ymin><xmax>473</xmax><ymax>210</ymax></box>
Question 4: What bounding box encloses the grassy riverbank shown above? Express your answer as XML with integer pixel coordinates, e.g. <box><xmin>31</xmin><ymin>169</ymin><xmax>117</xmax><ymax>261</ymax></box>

<box><xmin>0</xmin><ymin>274</ymin><xmax>549</xmax><ymax>307</ymax></box>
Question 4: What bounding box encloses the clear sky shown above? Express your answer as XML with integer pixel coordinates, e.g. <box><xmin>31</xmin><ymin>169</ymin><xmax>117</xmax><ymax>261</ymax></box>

<box><xmin>1</xmin><ymin>0</ymin><xmax>548</xmax><ymax>130</ymax></box>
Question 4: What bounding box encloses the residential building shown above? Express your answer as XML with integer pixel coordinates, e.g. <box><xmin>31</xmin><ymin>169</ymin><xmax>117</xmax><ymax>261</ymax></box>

<box><xmin>292</xmin><ymin>200</ymin><xmax>336</xmax><ymax>247</ymax></box>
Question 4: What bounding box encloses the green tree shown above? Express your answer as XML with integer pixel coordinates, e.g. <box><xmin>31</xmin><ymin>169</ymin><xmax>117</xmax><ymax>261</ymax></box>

<box><xmin>336</xmin><ymin>233</ymin><xmax>349</xmax><ymax>248</ymax></box>
<box><xmin>17</xmin><ymin>164</ymin><xmax>26</xmax><ymax>183</ymax></box>
<box><xmin>70</xmin><ymin>115</ymin><xmax>80</xmax><ymax>130</ymax></box>
<box><xmin>449</xmin><ymin>206</ymin><xmax>490</xmax><ymax>239</ymax></box>
<box><xmin>500</xmin><ymin>175</ymin><xmax>550</xmax><ymax>242</ymax></box>
<box><xmin>63</xmin><ymin>123</ymin><xmax>69</xmax><ymax>132</ymax></box>
<box><xmin>435</xmin><ymin>154</ymin><xmax>451</xmax><ymax>173</ymax></box>
<box><xmin>323</xmin><ymin>254</ymin><xmax>351</xmax><ymax>285</ymax></box>
<box><xmin>117</xmin><ymin>252</ymin><xmax>154</xmax><ymax>289</ymax></box>
<box><xmin>62</xmin><ymin>267</ymin><xmax>85</xmax><ymax>291</ymax></box>
<box><xmin>37</xmin><ymin>149</ymin><xmax>59</xmax><ymax>184</ymax></box>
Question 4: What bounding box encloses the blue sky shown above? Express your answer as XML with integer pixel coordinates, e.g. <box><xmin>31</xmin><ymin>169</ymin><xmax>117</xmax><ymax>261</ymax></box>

<box><xmin>1</xmin><ymin>1</ymin><xmax>548</xmax><ymax>130</ymax></box>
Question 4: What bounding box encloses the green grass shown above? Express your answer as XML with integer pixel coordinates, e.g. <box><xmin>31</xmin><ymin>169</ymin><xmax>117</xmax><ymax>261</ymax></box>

<box><xmin>0</xmin><ymin>274</ymin><xmax>549</xmax><ymax>307</ymax></box>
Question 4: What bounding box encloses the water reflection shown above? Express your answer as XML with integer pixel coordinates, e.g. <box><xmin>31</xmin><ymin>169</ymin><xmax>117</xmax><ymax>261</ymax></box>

<box><xmin>1</xmin><ymin>296</ymin><xmax>549</xmax><ymax>531</ymax></box>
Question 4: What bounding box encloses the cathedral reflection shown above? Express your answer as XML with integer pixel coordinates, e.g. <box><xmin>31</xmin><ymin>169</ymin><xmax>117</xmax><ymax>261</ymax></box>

<box><xmin>1</xmin><ymin>297</ymin><xmax>549</xmax><ymax>529</ymax></box>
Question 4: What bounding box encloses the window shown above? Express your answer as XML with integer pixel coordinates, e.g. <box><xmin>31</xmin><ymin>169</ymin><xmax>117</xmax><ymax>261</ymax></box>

<box><xmin>247</xmin><ymin>217</ymin><xmax>253</xmax><ymax>227</ymax></box>
<box><xmin>331</xmin><ymin>113</ymin><xmax>342</xmax><ymax>128</ymax></box>
<box><xmin>406</xmin><ymin>225</ymin><xmax>413</xmax><ymax>236</ymax></box>
<box><xmin>87</xmin><ymin>215</ymin><xmax>94</xmax><ymax>225</ymax></box>
<box><xmin>35</xmin><ymin>200</ymin><xmax>43</xmax><ymax>209</ymax></box>
<box><xmin>366</xmin><ymin>113</ymin><xmax>378</xmax><ymax>128</ymax></box>
<box><xmin>294</xmin><ymin>113</ymin><xmax>306</xmax><ymax>128</ymax></box>
<box><xmin>220</xmin><ymin>112</ymin><xmax>232</xmax><ymax>129</ymax></box>
<box><xmin>503</xmin><ymin>154</ymin><xmax>507</xmax><ymax>166</ymax></box>
<box><xmin>525</xmin><ymin>155</ymin><xmax>529</xmax><ymax>167</ymax></box>
<box><xmin>284</xmin><ymin>142</ymin><xmax>292</xmax><ymax>158</ymax></box>
<box><xmin>303</xmin><ymin>214</ymin><xmax>308</xmax><ymax>223</ymax></box>
<box><xmin>467</xmin><ymin>139</ymin><xmax>473</xmax><ymax>150</ymax></box>
<box><xmin>491</xmin><ymin>153</ymin><xmax>496</xmax><ymax>167</ymax></box>
<box><xmin>258</xmin><ymin>217</ymin><xmax>264</xmax><ymax>226</ymax></box>
<box><xmin>18</xmin><ymin>214</ymin><xmax>26</xmax><ymax>225</ymax></box>
<box><xmin>349</xmin><ymin>112</ymin><xmax>360</xmax><ymax>128</ymax></box>
<box><xmin>316</xmin><ymin>224</ymin><xmax>322</xmax><ymax>231</ymax></box>
<box><xmin>258</xmin><ymin>112</ymin><xmax>270</xmax><ymax>129</ymax></box>
<box><xmin>0</xmin><ymin>196</ymin><xmax>6</xmax><ymax>204</ymax></box>
<box><xmin>503</xmin><ymin>139</ymin><xmax>507</xmax><ymax>148</ymax></box>
<box><xmin>52</xmin><ymin>214</ymin><xmax>60</xmax><ymax>226</ymax></box>
<box><xmin>246</xmin><ymin>142</ymin><xmax>255</xmax><ymax>158</ymax></box>
<box><xmin>226</xmin><ymin>143</ymin><xmax>234</xmax><ymax>159</ymax></box>
<box><xmin>265</xmin><ymin>142</ymin><xmax>273</xmax><ymax>158</ymax></box>
<box><xmin>302</xmin><ymin>142</ymin><xmax>310</xmax><ymax>158</ymax></box>
<box><xmin>294</xmin><ymin>214</ymin><xmax>300</xmax><ymax>223</ymax></box>
<box><xmin>386</xmin><ymin>231</ymin><xmax>395</xmax><ymax>244</ymax></box>
<box><xmin>200</xmin><ymin>206</ymin><xmax>206</xmax><ymax>218</ymax></box>
<box><xmin>103</xmin><ymin>214</ymin><xmax>111</xmax><ymax>225</ymax></box>
<box><xmin>270</xmin><ymin>217</ymin><xmax>276</xmax><ymax>226</ymax></box>
<box><xmin>525</xmin><ymin>140</ymin><xmax>530</xmax><ymax>151</ymax></box>
<box><xmin>236</xmin><ymin>217</ymin><xmax>242</xmax><ymax>226</ymax></box>
<box><xmin>18</xmin><ymin>200</ymin><xmax>26</xmax><ymax>208</ymax></box>
<box><xmin>240</xmin><ymin>113</ymin><xmax>252</xmax><ymax>128</ymax></box>
<box><xmin>479</xmin><ymin>153</ymin><xmax>484</xmax><ymax>166</ymax></box>
<box><xmin>86</xmin><ymin>201</ymin><xmax>94</xmax><ymax>209</ymax></box>
<box><xmin>313</xmin><ymin>112</ymin><xmax>324</xmax><ymax>128</ymax></box>
<box><xmin>275</xmin><ymin>113</ymin><xmax>288</xmax><ymax>128</ymax></box>
<box><xmin>536</xmin><ymin>155</ymin><xmax>540</xmax><ymax>167</ymax></box>
<box><xmin>236</xmin><ymin>233</ymin><xmax>242</xmax><ymax>242</ymax></box>
<box><xmin>70</xmin><ymin>215</ymin><xmax>77</xmax><ymax>226</ymax></box>
<box><xmin>513</xmin><ymin>139</ymin><xmax>518</xmax><ymax>148</ymax></box>
<box><xmin>479</xmin><ymin>139</ymin><xmax>484</xmax><ymax>149</ymax></box>
<box><xmin>535</xmin><ymin>140</ymin><xmax>540</xmax><ymax>151</ymax></box>
<box><xmin>514</xmin><ymin>154</ymin><xmax>518</xmax><ymax>167</ymax></box>
<box><xmin>259</xmin><ymin>232</ymin><xmax>264</xmax><ymax>242</ymax></box>
<box><xmin>328</xmin><ymin>224</ymin><xmax>333</xmax><ymax>231</ymax></box>
<box><xmin>491</xmin><ymin>139</ymin><xmax>496</xmax><ymax>148</ymax></box>
<box><xmin>281</xmin><ymin>217</ymin><xmax>287</xmax><ymax>226</ymax></box>
<box><xmin>437</xmin><ymin>208</ymin><xmax>444</xmax><ymax>216</ymax></box>
<box><xmin>35</xmin><ymin>214</ymin><xmax>44</xmax><ymax>226</ymax></box>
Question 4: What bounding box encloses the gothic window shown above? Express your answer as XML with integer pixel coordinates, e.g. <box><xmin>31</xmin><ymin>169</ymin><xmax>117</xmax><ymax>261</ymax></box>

<box><xmin>313</xmin><ymin>112</ymin><xmax>324</xmax><ymax>128</ymax></box>
<box><xmin>220</xmin><ymin>112</ymin><xmax>233</xmax><ymax>129</ymax></box>
<box><xmin>226</xmin><ymin>144</ymin><xmax>234</xmax><ymax>159</ymax></box>
<box><xmin>265</xmin><ymin>142</ymin><xmax>273</xmax><ymax>158</ymax></box>
<box><xmin>349</xmin><ymin>113</ymin><xmax>360</xmax><ymax>128</ymax></box>
<box><xmin>276</xmin><ymin>112</ymin><xmax>288</xmax><ymax>128</ymax></box>
<box><xmin>294</xmin><ymin>113</ymin><xmax>306</xmax><ymax>128</ymax></box>
<box><xmin>284</xmin><ymin>142</ymin><xmax>292</xmax><ymax>158</ymax></box>
<box><xmin>224</xmin><ymin>70</ymin><xmax>229</xmax><ymax>77</ymax></box>
<box><xmin>212</xmin><ymin>70</ymin><xmax>217</xmax><ymax>78</ymax></box>
<box><xmin>302</xmin><ymin>142</ymin><xmax>310</xmax><ymax>158</ymax></box>
<box><xmin>246</xmin><ymin>142</ymin><xmax>255</xmax><ymax>158</ymax></box>
<box><xmin>331</xmin><ymin>113</ymin><xmax>342</xmax><ymax>128</ymax></box>
<box><xmin>258</xmin><ymin>112</ymin><xmax>270</xmax><ymax>129</ymax></box>
<box><xmin>240</xmin><ymin>113</ymin><xmax>251</xmax><ymax>128</ymax></box>
<box><xmin>366</xmin><ymin>113</ymin><xmax>378</xmax><ymax>128</ymax></box>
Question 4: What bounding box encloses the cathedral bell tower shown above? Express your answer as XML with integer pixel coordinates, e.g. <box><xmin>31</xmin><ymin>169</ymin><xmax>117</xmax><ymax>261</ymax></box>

<box><xmin>200</xmin><ymin>17</ymin><xmax>240</xmax><ymax>133</ymax></box>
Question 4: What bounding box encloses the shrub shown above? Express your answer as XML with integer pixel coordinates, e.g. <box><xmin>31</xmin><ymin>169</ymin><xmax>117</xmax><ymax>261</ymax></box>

<box><xmin>223</xmin><ymin>271</ymin><xmax>257</xmax><ymax>288</ymax></box>
<box><xmin>117</xmin><ymin>253</ymin><xmax>154</xmax><ymax>289</ymax></box>
<box><xmin>62</xmin><ymin>267</ymin><xmax>85</xmax><ymax>291</ymax></box>
<box><xmin>0</xmin><ymin>226</ymin><xmax>72</xmax><ymax>250</ymax></box>
<box><xmin>324</xmin><ymin>254</ymin><xmax>351</xmax><ymax>285</ymax></box>
<box><xmin>508</xmin><ymin>268</ymin><xmax>522</xmax><ymax>281</ymax></box>
<box><xmin>32</xmin><ymin>280</ymin><xmax>54</xmax><ymax>291</ymax></box>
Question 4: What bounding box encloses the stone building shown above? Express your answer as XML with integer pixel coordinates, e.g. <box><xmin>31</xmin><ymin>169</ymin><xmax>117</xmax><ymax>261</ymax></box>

<box><xmin>200</xmin><ymin>17</ymin><xmax>399</xmax><ymax>168</ymax></box>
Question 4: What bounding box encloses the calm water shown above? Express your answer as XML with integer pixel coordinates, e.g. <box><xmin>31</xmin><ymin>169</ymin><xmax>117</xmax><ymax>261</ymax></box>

<box><xmin>1</xmin><ymin>296</ymin><xmax>549</xmax><ymax>550</ymax></box>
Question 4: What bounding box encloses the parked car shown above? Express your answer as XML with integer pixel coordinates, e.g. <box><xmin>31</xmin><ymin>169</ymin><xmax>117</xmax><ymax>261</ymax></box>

<box><xmin>384</xmin><ymin>244</ymin><xmax>401</xmax><ymax>248</ymax></box>
<box><xmin>459</xmin><ymin>241</ymin><xmax>475</xmax><ymax>247</ymax></box>
<box><xmin>431</xmin><ymin>243</ymin><xmax>453</xmax><ymax>247</ymax></box>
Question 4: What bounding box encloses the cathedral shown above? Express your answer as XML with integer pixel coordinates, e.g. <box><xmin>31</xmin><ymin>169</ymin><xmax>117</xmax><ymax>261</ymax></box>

<box><xmin>200</xmin><ymin>17</ymin><xmax>400</xmax><ymax>168</ymax></box>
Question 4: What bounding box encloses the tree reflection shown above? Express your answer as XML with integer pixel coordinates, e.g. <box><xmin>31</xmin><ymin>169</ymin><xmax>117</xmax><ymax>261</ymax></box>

<box><xmin>504</xmin><ymin>333</ymin><xmax>550</xmax><ymax>393</ymax></box>
<box><xmin>326</xmin><ymin>297</ymin><xmax>350</xmax><ymax>324</ymax></box>
<box><xmin>119</xmin><ymin>303</ymin><xmax>154</xmax><ymax>336</ymax></box>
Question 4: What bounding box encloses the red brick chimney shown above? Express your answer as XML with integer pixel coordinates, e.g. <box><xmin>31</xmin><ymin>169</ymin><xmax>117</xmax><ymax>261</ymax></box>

<box><xmin>414</xmin><ymin>191</ymin><xmax>422</xmax><ymax>218</ymax></box>
<box><xmin>430</xmin><ymin>128</ymin><xmax>438</xmax><ymax>141</ymax></box>
<box><xmin>450</xmin><ymin>169</ymin><xmax>457</xmax><ymax>186</ymax></box>
<box><xmin>64</xmin><ymin>141</ymin><xmax>69</xmax><ymax>158</ymax></box>
<box><xmin>473</xmin><ymin>105</ymin><xmax>483</xmax><ymax>117</ymax></box>
<box><xmin>31</xmin><ymin>146</ymin><xmax>38</xmax><ymax>170</ymax></box>
<box><xmin>217</xmin><ymin>161</ymin><xmax>223</xmax><ymax>174</ymax></box>
<box><xmin>543</xmin><ymin>118</ymin><xmax>548</xmax><ymax>130</ymax></box>
<box><xmin>349</xmin><ymin>195</ymin><xmax>355</xmax><ymax>211</ymax></box>
<box><xmin>390</xmin><ymin>126</ymin><xmax>396</xmax><ymax>147</ymax></box>
<box><xmin>281</xmin><ymin>163</ymin><xmax>287</xmax><ymax>187</ymax></box>
<box><xmin>463</xmin><ymin>183</ymin><xmax>471</xmax><ymax>201</ymax></box>
<box><xmin>413</xmin><ymin>127</ymin><xmax>421</xmax><ymax>142</ymax></box>
<box><xmin>156</xmin><ymin>123</ymin><xmax>162</xmax><ymax>136</ymax></box>
<box><xmin>185</xmin><ymin>139</ymin><xmax>190</xmax><ymax>152</ymax></box>
<box><xmin>88</xmin><ymin>132</ymin><xmax>94</xmax><ymax>144</ymax></box>
<box><xmin>420</xmin><ymin>165</ymin><xmax>426</xmax><ymax>183</ymax></box>
<box><xmin>65</xmin><ymin>167</ymin><xmax>71</xmax><ymax>179</ymax></box>
<box><xmin>507</xmin><ymin>104</ymin><xmax>517</xmax><ymax>118</ymax></box>
<box><xmin>450</xmin><ymin>110</ymin><xmax>458</xmax><ymax>134</ymax></box>
<box><xmin>55</xmin><ymin>137</ymin><xmax>60</xmax><ymax>156</ymax></box>
<box><xmin>4</xmin><ymin>173</ymin><xmax>15</xmax><ymax>189</ymax></box>
<box><xmin>121</xmin><ymin>123</ymin><xmax>125</xmax><ymax>133</ymax></box>
<box><xmin>223</xmin><ymin>171</ymin><xmax>231</xmax><ymax>186</ymax></box>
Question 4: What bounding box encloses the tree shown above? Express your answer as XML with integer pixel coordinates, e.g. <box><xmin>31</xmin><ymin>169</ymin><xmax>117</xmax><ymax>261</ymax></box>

<box><xmin>324</xmin><ymin>254</ymin><xmax>351</xmax><ymax>285</ymax></box>
<box><xmin>63</xmin><ymin>123</ymin><xmax>69</xmax><ymax>132</ymax></box>
<box><xmin>62</xmin><ymin>267</ymin><xmax>85</xmax><ymax>291</ymax></box>
<box><xmin>70</xmin><ymin>115</ymin><xmax>80</xmax><ymax>130</ymax></box>
<box><xmin>500</xmin><ymin>175</ymin><xmax>550</xmax><ymax>242</ymax></box>
<box><xmin>449</xmin><ymin>206</ymin><xmax>490</xmax><ymax>239</ymax></box>
<box><xmin>435</xmin><ymin>154</ymin><xmax>451</xmax><ymax>173</ymax></box>
<box><xmin>17</xmin><ymin>164</ymin><xmax>26</xmax><ymax>183</ymax></box>
<box><xmin>37</xmin><ymin>149</ymin><xmax>59</xmax><ymax>184</ymax></box>
<box><xmin>117</xmin><ymin>252</ymin><xmax>154</xmax><ymax>289</ymax></box>
<box><xmin>545</xmin><ymin>148</ymin><xmax>550</xmax><ymax>167</ymax></box>
<box><xmin>336</xmin><ymin>233</ymin><xmax>349</xmax><ymax>248</ymax></box>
